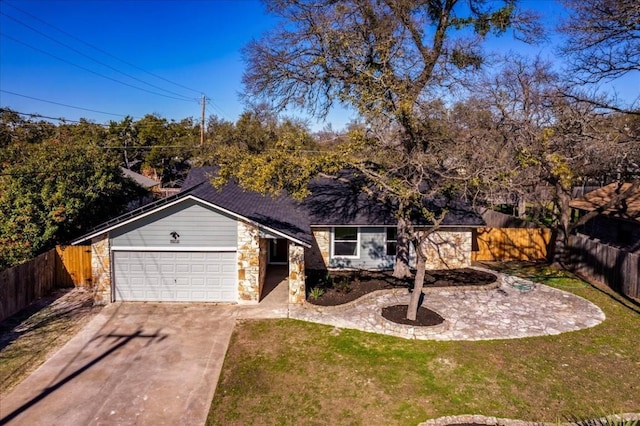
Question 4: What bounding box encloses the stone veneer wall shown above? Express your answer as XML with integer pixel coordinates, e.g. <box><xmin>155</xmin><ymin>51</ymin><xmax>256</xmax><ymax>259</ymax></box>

<box><xmin>304</xmin><ymin>228</ymin><xmax>330</xmax><ymax>270</ymax></box>
<box><xmin>420</xmin><ymin>230</ymin><xmax>472</xmax><ymax>270</ymax></box>
<box><xmin>258</xmin><ymin>238</ymin><xmax>268</xmax><ymax>299</ymax></box>
<box><xmin>237</xmin><ymin>221</ymin><xmax>261</xmax><ymax>303</ymax></box>
<box><xmin>288</xmin><ymin>244</ymin><xmax>306</xmax><ymax>304</ymax></box>
<box><xmin>91</xmin><ymin>233</ymin><xmax>111</xmax><ymax>305</ymax></box>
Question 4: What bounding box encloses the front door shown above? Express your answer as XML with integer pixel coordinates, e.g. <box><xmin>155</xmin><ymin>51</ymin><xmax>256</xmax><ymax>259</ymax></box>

<box><xmin>268</xmin><ymin>239</ymin><xmax>288</xmax><ymax>264</ymax></box>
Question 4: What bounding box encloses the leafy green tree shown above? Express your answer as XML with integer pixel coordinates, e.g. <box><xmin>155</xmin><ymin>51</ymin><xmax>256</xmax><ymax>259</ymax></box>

<box><xmin>233</xmin><ymin>108</ymin><xmax>279</xmax><ymax>153</ymax></box>
<box><xmin>0</xmin><ymin>108</ymin><xmax>57</xmax><ymax>147</ymax></box>
<box><xmin>59</xmin><ymin>118</ymin><xmax>108</xmax><ymax>146</ymax></box>
<box><xmin>216</xmin><ymin>0</ymin><xmax>541</xmax><ymax>320</ymax></box>
<box><xmin>107</xmin><ymin>116</ymin><xmax>142</xmax><ymax>170</ymax></box>
<box><xmin>0</xmin><ymin>129</ymin><xmax>144</xmax><ymax>270</ymax></box>
<box><xmin>205</xmin><ymin>115</ymin><xmax>235</xmax><ymax>146</ymax></box>
<box><xmin>142</xmin><ymin>117</ymin><xmax>199</xmax><ymax>186</ymax></box>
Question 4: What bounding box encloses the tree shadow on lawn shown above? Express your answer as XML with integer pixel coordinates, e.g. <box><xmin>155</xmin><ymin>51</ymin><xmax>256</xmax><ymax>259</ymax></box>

<box><xmin>0</xmin><ymin>288</ymin><xmax>94</xmax><ymax>352</ymax></box>
<box><xmin>480</xmin><ymin>260</ymin><xmax>640</xmax><ymax>315</ymax></box>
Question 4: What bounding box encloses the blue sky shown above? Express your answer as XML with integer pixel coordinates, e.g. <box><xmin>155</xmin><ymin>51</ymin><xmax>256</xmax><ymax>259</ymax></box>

<box><xmin>1</xmin><ymin>0</ymin><xmax>278</xmax><ymax>126</ymax></box>
<box><xmin>0</xmin><ymin>0</ymin><xmax>636</xmax><ymax>131</ymax></box>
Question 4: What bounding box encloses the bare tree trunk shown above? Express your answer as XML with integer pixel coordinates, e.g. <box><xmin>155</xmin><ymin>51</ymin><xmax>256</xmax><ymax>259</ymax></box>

<box><xmin>517</xmin><ymin>195</ymin><xmax>527</xmax><ymax>218</ymax></box>
<box><xmin>124</xmin><ymin>141</ymin><xmax>131</xmax><ymax>169</ymax></box>
<box><xmin>407</xmin><ymin>241</ymin><xmax>426</xmax><ymax>321</ymax></box>
<box><xmin>551</xmin><ymin>182</ymin><xmax>572</xmax><ymax>267</ymax></box>
<box><xmin>393</xmin><ymin>216</ymin><xmax>412</xmax><ymax>278</ymax></box>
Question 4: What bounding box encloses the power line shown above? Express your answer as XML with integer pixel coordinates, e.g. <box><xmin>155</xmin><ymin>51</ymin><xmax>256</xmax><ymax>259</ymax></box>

<box><xmin>0</xmin><ymin>11</ymin><xmax>196</xmax><ymax>101</ymax></box>
<box><xmin>206</xmin><ymin>99</ymin><xmax>230</xmax><ymax>120</ymax></box>
<box><xmin>3</xmin><ymin>0</ymin><xmax>204</xmax><ymax>96</ymax></box>
<box><xmin>0</xmin><ymin>32</ymin><xmax>197</xmax><ymax>102</ymax></box>
<box><xmin>1</xmin><ymin>90</ymin><xmax>135</xmax><ymax>119</ymax></box>
<box><xmin>0</xmin><ymin>107</ymin><xmax>113</xmax><ymax>126</ymax></box>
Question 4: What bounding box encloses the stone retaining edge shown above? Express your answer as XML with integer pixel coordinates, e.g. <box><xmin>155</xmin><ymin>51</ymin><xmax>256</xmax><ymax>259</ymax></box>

<box><xmin>418</xmin><ymin>413</ymin><xmax>640</xmax><ymax>426</ymax></box>
<box><xmin>304</xmin><ymin>269</ymin><xmax>501</xmax><ymax>312</ymax></box>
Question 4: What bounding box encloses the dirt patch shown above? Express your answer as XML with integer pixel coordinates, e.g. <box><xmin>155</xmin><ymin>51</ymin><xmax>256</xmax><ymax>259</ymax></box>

<box><xmin>381</xmin><ymin>304</ymin><xmax>445</xmax><ymax>326</ymax></box>
<box><xmin>0</xmin><ymin>287</ymin><xmax>102</xmax><ymax>397</ymax></box>
<box><xmin>306</xmin><ymin>268</ymin><xmax>497</xmax><ymax>306</ymax></box>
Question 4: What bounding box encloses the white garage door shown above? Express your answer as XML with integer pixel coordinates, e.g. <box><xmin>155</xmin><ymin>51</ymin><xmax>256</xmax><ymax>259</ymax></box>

<box><xmin>113</xmin><ymin>251</ymin><xmax>236</xmax><ymax>302</ymax></box>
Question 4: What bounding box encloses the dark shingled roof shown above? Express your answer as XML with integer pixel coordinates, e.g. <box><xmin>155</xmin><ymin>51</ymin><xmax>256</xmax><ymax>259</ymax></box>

<box><xmin>302</xmin><ymin>171</ymin><xmax>484</xmax><ymax>227</ymax></box>
<box><xmin>186</xmin><ymin>168</ymin><xmax>483</xmax><ymax>228</ymax></box>
<box><xmin>73</xmin><ymin>167</ymin><xmax>483</xmax><ymax>245</ymax></box>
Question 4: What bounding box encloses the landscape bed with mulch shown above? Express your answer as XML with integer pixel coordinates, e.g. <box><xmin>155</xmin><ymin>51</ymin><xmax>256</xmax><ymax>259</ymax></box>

<box><xmin>305</xmin><ymin>268</ymin><xmax>498</xmax><ymax>326</ymax></box>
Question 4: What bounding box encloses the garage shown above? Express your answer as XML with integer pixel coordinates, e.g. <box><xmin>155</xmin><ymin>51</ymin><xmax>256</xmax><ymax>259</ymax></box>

<box><xmin>113</xmin><ymin>251</ymin><xmax>237</xmax><ymax>302</ymax></box>
<box><xmin>72</xmin><ymin>170</ymin><xmax>313</xmax><ymax>305</ymax></box>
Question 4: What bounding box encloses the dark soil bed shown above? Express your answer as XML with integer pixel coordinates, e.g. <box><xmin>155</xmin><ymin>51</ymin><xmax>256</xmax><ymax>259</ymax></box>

<box><xmin>306</xmin><ymin>268</ymin><xmax>496</xmax><ymax>307</ymax></box>
<box><xmin>381</xmin><ymin>304</ymin><xmax>445</xmax><ymax>326</ymax></box>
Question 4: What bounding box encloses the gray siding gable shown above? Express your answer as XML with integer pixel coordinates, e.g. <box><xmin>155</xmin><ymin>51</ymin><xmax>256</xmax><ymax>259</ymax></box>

<box><xmin>111</xmin><ymin>198</ymin><xmax>238</xmax><ymax>248</ymax></box>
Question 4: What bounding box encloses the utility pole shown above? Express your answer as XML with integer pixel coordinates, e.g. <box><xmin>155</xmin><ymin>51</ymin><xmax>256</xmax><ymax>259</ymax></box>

<box><xmin>200</xmin><ymin>94</ymin><xmax>206</xmax><ymax>147</ymax></box>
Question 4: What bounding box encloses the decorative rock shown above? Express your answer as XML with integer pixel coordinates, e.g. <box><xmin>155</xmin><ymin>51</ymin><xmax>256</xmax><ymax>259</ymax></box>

<box><xmin>289</xmin><ymin>267</ymin><xmax>605</xmax><ymax>341</ymax></box>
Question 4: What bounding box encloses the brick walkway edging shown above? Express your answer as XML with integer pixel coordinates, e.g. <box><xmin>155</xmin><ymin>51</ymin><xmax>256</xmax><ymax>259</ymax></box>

<box><xmin>418</xmin><ymin>413</ymin><xmax>640</xmax><ymax>426</ymax></box>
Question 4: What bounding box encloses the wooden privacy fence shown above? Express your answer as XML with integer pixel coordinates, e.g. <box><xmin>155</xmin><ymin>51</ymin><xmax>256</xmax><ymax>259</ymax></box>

<box><xmin>0</xmin><ymin>245</ymin><xmax>91</xmax><ymax>322</ymax></box>
<box><xmin>472</xmin><ymin>227</ymin><xmax>553</xmax><ymax>262</ymax></box>
<box><xmin>55</xmin><ymin>245</ymin><xmax>92</xmax><ymax>287</ymax></box>
<box><xmin>569</xmin><ymin>234</ymin><xmax>639</xmax><ymax>299</ymax></box>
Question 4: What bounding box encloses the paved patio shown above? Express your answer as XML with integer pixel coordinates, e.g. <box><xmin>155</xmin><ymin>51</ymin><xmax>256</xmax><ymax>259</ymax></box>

<box><xmin>289</xmin><ymin>267</ymin><xmax>606</xmax><ymax>340</ymax></box>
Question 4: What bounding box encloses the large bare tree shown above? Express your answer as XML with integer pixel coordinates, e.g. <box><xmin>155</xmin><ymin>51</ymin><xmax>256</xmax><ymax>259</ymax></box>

<box><xmin>476</xmin><ymin>56</ymin><xmax>638</xmax><ymax>265</ymax></box>
<box><xmin>559</xmin><ymin>0</ymin><xmax>640</xmax><ymax>114</ymax></box>
<box><xmin>214</xmin><ymin>0</ymin><xmax>541</xmax><ymax>320</ymax></box>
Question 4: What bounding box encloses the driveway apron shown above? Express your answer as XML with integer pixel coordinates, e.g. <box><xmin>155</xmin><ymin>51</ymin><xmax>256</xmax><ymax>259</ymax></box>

<box><xmin>0</xmin><ymin>303</ymin><xmax>237</xmax><ymax>426</ymax></box>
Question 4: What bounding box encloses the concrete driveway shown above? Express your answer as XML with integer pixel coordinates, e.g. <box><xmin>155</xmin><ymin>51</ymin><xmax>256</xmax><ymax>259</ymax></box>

<box><xmin>0</xmin><ymin>303</ymin><xmax>238</xmax><ymax>425</ymax></box>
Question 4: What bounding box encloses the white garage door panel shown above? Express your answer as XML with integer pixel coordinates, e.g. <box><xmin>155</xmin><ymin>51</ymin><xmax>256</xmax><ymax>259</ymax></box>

<box><xmin>114</xmin><ymin>251</ymin><xmax>236</xmax><ymax>302</ymax></box>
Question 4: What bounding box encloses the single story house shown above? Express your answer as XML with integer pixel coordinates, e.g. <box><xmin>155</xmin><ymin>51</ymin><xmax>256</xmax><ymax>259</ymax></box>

<box><xmin>72</xmin><ymin>167</ymin><xmax>484</xmax><ymax>305</ymax></box>
<box><xmin>570</xmin><ymin>182</ymin><xmax>640</xmax><ymax>253</ymax></box>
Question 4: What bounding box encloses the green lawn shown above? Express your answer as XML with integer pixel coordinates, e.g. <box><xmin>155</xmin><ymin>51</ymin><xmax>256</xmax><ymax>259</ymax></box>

<box><xmin>208</xmin><ymin>263</ymin><xmax>640</xmax><ymax>426</ymax></box>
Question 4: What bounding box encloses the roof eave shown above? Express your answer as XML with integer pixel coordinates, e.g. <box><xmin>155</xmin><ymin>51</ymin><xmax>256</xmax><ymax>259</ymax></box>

<box><xmin>72</xmin><ymin>194</ymin><xmax>312</xmax><ymax>248</ymax></box>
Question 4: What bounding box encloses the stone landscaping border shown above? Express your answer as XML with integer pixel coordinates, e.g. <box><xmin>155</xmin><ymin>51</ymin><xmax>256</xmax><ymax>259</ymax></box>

<box><xmin>419</xmin><ymin>413</ymin><xmax>640</xmax><ymax>426</ymax></box>
<box><xmin>303</xmin><ymin>269</ymin><xmax>501</xmax><ymax>312</ymax></box>
<box><xmin>290</xmin><ymin>267</ymin><xmax>606</xmax><ymax>341</ymax></box>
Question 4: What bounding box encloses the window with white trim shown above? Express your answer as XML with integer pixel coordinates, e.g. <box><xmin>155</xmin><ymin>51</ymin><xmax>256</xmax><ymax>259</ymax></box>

<box><xmin>386</xmin><ymin>227</ymin><xmax>397</xmax><ymax>256</ymax></box>
<box><xmin>332</xmin><ymin>227</ymin><xmax>359</xmax><ymax>257</ymax></box>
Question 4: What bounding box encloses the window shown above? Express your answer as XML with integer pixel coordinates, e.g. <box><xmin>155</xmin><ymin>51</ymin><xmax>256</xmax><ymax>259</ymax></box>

<box><xmin>332</xmin><ymin>227</ymin><xmax>358</xmax><ymax>257</ymax></box>
<box><xmin>386</xmin><ymin>227</ymin><xmax>397</xmax><ymax>256</ymax></box>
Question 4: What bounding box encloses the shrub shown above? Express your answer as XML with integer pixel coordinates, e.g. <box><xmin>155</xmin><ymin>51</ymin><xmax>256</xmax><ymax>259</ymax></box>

<box><xmin>309</xmin><ymin>287</ymin><xmax>325</xmax><ymax>300</ymax></box>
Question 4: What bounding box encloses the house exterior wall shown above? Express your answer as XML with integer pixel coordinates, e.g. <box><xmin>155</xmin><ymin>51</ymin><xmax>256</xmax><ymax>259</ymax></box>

<box><xmin>288</xmin><ymin>244</ymin><xmax>305</xmax><ymax>304</ymax></box>
<box><xmin>305</xmin><ymin>227</ymin><xmax>330</xmax><ymax>269</ymax></box>
<box><xmin>110</xmin><ymin>199</ymin><xmax>237</xmax><ymax>248</ymax></box>
<box><xmin>258</xmin><ymin>238</ymin><xmax>268</xmax><ymax>297</ymax></box>
<box><xmin>327</xmin><ymin>227</ymin><xmax>395</xmax><ymax>270</ymax></box>
<box><xmin>308</xmin><ymin>226</ymin><xmax>473</xmax><ymax>271</ymax></box>
<box><xmin>237</xmin><ymin>221</ymin><xmax>261</xmax><ymax>303</ymax></box>
<box><xmin>418</xmin><ymin>230</ymin><xmax>472</xmax><ymax>269</ymax></box>
<box><xmin>91</xmin><ymin>233</ymin><xmax>111</xmax><ymax>305</ymax></box>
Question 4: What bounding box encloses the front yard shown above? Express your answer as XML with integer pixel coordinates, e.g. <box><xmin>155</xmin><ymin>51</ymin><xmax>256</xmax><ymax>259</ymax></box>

<box><xmin>0</xmin><ymin>288</ymin><xmax>101</xmax><ymax>397</ymax></box>
<box><xmin>208</xmin><ymin>263</ymin><xmax>640</xmax><ymax>425</ymax></box>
